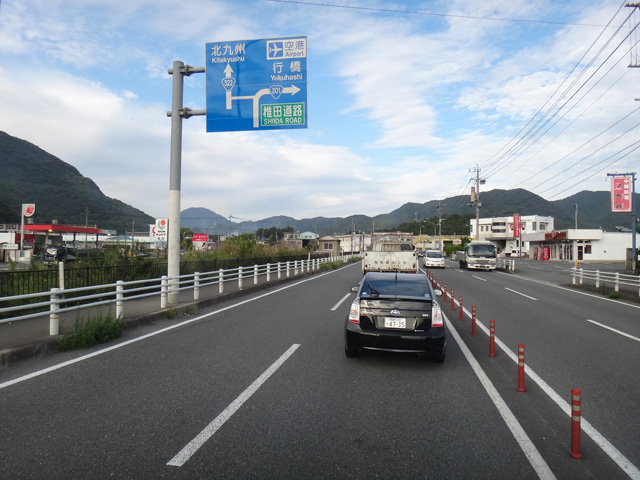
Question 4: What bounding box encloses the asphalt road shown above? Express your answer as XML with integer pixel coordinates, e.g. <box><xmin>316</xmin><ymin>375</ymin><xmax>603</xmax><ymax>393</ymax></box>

<box><xmin>1</xmin><ymin>260</ymin><xmax>638</xmax><ymax>479</ymax></box>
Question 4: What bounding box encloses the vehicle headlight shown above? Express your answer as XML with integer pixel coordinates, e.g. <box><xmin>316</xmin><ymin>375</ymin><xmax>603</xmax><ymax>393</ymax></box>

<box><xmin>348</xmin><ymin>300</ymin><xmax>360</xmax><ymax>323</ymax></box>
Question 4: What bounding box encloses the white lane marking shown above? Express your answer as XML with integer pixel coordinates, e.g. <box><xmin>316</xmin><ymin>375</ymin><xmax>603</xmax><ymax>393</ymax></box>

<box><xmin>455</xmin><ymin>303</ymin><xmax>640</xmax><ymax>479</ymax></box>
<box><xmin>495</xmin><ymin>271</ymin><xmax>640</xmax><ymax>311</ymax></box>
<box><xmin>167</xmin><ymin>343</ymin><xmax>300</xmax><ymax>467</ymax></box>
<box><xmin>587</xmin><ymin>319</ymin><xmax>640</xmax><ymax>343</ymax></box>
<box><xmin>505</xmin><ymin>288</ymin><xmax>537</xmax><ymax>301</ymax></box>
<box><xmin>0</xmin><ymin>265</ymin><xmax>358</xmax><ymax>390</ymax></box>
<box><xmin>472</xmin><ymin>275</ymin><xmax>487</xmax><ymax>282</ymax></box>
<box><xmin>331</xmin><ymin>293</ymin><xmax>352</xmax><ymax>311</ymax></box>
<box><xmin>443</xmin><ymin>314</ymin><xmax>556</xmax><ymax>480</ymax></box>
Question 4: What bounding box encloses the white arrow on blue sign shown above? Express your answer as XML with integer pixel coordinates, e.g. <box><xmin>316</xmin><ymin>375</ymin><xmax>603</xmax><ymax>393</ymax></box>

<box><xmin>205</xmin><ymin>36</ymin><xmax>308</xmax><ymax>132</ymax></box>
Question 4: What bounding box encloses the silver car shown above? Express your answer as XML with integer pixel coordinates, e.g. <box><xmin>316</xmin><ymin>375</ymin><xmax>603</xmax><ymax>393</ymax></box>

<box><xmin>423</xmin><ymin>249</ymin><xmax>445</xmax><ymax>268</ymax></box>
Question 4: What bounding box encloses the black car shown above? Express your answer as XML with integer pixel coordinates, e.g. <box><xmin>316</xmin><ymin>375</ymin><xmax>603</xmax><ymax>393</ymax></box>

<box><xmin>345</xmin><ymin>272</ymin><xmax>445</xmax><ymax>362</ymax></box>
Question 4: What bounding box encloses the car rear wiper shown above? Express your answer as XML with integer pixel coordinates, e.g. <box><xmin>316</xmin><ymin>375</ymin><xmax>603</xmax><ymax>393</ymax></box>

<box><xmin>366</xmin><ymin>281</ymin><xmax>379</xmax><ymax>297</ymax></box>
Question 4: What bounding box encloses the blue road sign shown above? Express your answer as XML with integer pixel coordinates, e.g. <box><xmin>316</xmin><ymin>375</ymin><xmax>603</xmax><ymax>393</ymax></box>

<box><xmin>205</xmin><ymin>36</ymin><xmax>307</xmax><ymax>132</ymax></box>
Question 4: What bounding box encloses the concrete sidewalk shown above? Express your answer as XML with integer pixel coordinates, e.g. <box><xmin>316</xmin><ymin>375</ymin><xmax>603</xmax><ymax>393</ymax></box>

<box><xmin>1</xmin><ymin>269</ymin><xmax>318</xmax><ymax>369</ymax></box>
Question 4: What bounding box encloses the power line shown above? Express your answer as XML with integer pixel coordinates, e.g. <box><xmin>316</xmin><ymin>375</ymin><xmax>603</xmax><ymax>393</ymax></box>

<box><xmin>265</xmin><ymin>0</ymin><xmax>620</xmax><ymax>27</ymax></box>
<box><xmin>481</xmin><ymin>3</ymin><xmax>634</xmax><ymax>179</ymax></box>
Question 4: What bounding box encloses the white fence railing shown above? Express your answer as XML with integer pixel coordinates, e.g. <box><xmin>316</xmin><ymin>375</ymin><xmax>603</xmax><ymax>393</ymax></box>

<box><xmin>571</xmin><ymin>268</ymin><xmax>640</xmax><ymax>296</ymax></box>
<box><xmin>0</xmin><ymin>256</ymin><xmax>352</xmax><ymax>336</ymax></box>
<box><xmin>497</xmin><ymin>258</ymin><xmax>515</xmax><ymax>271</ymax></box>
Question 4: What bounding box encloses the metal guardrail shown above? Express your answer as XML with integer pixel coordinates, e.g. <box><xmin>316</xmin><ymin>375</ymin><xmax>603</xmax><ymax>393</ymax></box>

<box><xmin>0</xmin><ymin>256</ymin><xmax>352</xmax><ymax>336</ymax></box>
<box><xmin>571</xmin><ymin>268</ymin><xmax>640</xmax><ymax>296</ymax></box>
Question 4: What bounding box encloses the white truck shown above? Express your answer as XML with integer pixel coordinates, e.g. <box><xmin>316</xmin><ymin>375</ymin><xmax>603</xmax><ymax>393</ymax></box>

<box><xmin>362</xmin><ymin>239</ymin><xmax>418</xmax><ymax>274</ymax></box>
<box><xmin>455</xmin><ymin>241</ymin><xmax>497</xmax><ymax>270</ymax></box>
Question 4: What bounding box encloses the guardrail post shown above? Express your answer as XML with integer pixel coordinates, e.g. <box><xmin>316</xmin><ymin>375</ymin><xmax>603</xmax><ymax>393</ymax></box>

<box><xmin>161</xmin><ymin>275</ymin><xmax>168</xmax><ymax>309</ymax></box>
<box><xmin>50</xmin><ymin>287</ymin><xmax>61</xmax><ymax>336</ymax></box>
<box><xmin>194</xmin><ymin>272</ymin><xmax>200</xmax><ymax>300</ymax></box>
<box><xmin>615</xmin><ymin>272</ymin><xmax>620</xmax><ymax>292</ymax></box>
<box><xmin>572</xmin><ymin>269</ymin><xmax>576</xmax><ymax>285</ymax></box>
<box><xmin>254</xmin><ymin>264</ymin><xmax>259</xmax><ymax>285</ymax></box>
<box><xmin>219</xmin><ymin>268</ymin><xmax>224</xmax><ymax>294</ymax></box>
<box><xmin>595</xmin><ymin>270</ymin><xmax>600</xmax><ymax>288</ymax></box>
<box><xmin>295</xmin><ymin>260</ymin><xmax>299</xmax><ymax>275</ymax></box>
<box><xmin>287</xmin><ymin>261</ymin><xmax>291</xmax><ymax>277</ymax></box>
<box><xmin>579</xmin><ymin>268</ymin><xmax>584</xmax><ymax>285</ymax></box>
<box><xmin>266</xmin><ymin>263</ymin><xmax>271</xmax><ymax>282</ymax></box>
<box><xmin>278</xmin><ymin>262</ymin><xmax>282</xmax><ymax>279</ymax></box>
<box><xmin>116</xmin><ymin>280</ymin><xmax>124</xmax><ymax>319</ymax></box>
<box><xmin>58</xmin><ymin>261</ymin><xmax>65</xmax><ymax>290</ymax></box>
<box><xmin>238</xmin><ymin>266</ymin><xmax>243</xmax><ymax>290</ymax></box>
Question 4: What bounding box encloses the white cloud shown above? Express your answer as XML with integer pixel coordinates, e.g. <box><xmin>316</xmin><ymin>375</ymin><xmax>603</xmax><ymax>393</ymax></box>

<box><xmin>0</xmin><ymin>0</ymin><xmax>635</xmax><ymax>225</ymax></box>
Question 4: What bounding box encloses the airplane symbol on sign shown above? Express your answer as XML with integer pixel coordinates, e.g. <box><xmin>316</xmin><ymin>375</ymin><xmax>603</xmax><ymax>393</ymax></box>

<box><xmin>267</xmin><ymin>41</ymin><xmax>283</xmax><ymax>59</ymax></box>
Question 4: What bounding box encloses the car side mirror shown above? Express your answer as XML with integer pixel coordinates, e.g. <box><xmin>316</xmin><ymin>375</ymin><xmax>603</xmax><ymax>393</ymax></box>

<box><xmin>433</xmin><ymin>289</ymin><xmax>443</xmax><ymax>297</ymax></box>
<box><xmin>351</xmin><ymin>285</ymin><xmax>359</xmax><ymax>292</ymax></box>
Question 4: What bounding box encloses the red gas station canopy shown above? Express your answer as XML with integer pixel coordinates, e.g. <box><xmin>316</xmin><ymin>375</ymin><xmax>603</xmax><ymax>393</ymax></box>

<box><xmin>24</xmin><ymin>224</ymin><xmax>109</xmax><ymax>235</ymax></box>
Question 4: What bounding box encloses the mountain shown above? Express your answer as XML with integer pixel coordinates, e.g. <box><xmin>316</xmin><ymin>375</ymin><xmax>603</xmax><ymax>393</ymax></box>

<box><xmin>183</xmin><ymin>188</ymin><xmax>639</xmax><ymax>236</ymax></box>
<box><xmin>0</xmin><ymin>131</ymin><xmax>154</xmax><ymax>234</ymax></box>
<box><xmin>3</xmin><ymin>131</ymin><xmax>636</xmax><ymax>237</ymax></box>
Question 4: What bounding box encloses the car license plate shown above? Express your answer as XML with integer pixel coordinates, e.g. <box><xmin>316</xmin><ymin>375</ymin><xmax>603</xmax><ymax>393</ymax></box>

<box><xmin>384</xmin><ymin>317</ymin><xmax>406</xmax><ymax>328</ymax></box>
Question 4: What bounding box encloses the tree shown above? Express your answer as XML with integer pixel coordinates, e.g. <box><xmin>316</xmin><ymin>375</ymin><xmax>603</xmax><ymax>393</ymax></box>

<box><xmin>180</xmin><ymin>227</ymin><xmax>194</xmax><ymax>250</ymax></box>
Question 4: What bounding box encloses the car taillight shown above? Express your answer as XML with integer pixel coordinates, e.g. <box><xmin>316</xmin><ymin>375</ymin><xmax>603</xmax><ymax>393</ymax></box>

<box><xmin>348</xmin><ymin>300</ymin><xmax>360</xmax><ymax>323</ymax></box>
<box><xmin>431</xmin><ymin>303</ymin><xmax>443</xmax><ymax>327</ymax></box>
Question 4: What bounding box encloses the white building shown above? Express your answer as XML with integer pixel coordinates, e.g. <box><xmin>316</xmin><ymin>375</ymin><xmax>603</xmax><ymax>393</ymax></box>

<box><xmin>523</xmin><ymin>229</ymin><xmax>636</xmax><ymax>264</ymax></box>
<box><xmin>471</xmin><ymin>215</ymin><xmax>554</xmax><ymax>255</ymax></box>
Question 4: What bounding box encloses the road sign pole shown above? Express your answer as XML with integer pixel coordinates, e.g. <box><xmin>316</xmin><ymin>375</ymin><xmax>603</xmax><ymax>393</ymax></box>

<box><xmin>166</xmin><ymin>62</ymin><xmax>206</xmax><ymax>304</ymax></box>
<box><xmin>167</xmin><ymin>60</ymin><xmax>185</xmax><ymax>304</ymax></box>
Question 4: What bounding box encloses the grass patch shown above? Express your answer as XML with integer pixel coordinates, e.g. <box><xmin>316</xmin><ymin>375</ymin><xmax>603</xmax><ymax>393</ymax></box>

<box><xmin>320</xmin><ymin>260</ymin><xmax>344</xmax><ymax>270</ymax></box>
<box><xmin>167</xmin><ymin>308</ymin><xmax>177</xmax><ymax>319</ymax></box>
<box><xmin>57</xmin><ymin>311</ymin><xmax>124</xmax><ymax>350</ymax></box>
<box><xmin>607</xmin><ymin>292</ymin><xmax>620</xmax><ymax>299</ymax></box>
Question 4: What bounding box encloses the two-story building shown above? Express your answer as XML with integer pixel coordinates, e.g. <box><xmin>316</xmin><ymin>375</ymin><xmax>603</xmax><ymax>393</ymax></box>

<box><xmin>470</xmin><ymin>215</ymin><xmax>554</xmax><ymax>255</ymax></box>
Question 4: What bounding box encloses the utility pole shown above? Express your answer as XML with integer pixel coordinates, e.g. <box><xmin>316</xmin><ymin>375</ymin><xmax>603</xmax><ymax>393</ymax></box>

<box><xmin>468</xmin><ymin>165</ymin><xmax>485</xmax><ymax>240</ymax></box>
<box><xmin>438</xmin><ymin>207</ymin><xmax>442</xmax><ymax>250</ymax></box>
<box><xmin>228</xmin><ymin>214</ymin><xmax>234</xmax><ymax>237</ymax></box>
<box><xmin>84</xmin><ymin>207</ymin><xmax>90</xmax><ymax>248</ymax></box>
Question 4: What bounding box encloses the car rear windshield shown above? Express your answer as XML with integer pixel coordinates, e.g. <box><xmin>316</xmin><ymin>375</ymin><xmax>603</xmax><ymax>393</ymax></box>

<box><xmin>361</xmin><ymin>278</ymin><xmax>431</xmax><ymax>298</ymax></box>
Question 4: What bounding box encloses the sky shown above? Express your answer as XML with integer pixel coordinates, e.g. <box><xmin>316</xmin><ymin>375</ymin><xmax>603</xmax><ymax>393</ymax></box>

<box><xmin>1</xmin><ymin>0</ymin><xmax>639</xmax><ymax>223</ymax></box>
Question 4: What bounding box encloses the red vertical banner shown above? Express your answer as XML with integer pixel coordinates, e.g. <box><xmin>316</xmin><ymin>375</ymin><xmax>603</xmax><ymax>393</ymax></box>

<box><xmin>513</xmin><ymin>214</ymin><xmax>520</xmax><ymax>238</ymax></box>
<box><xmin>611</xmin><ymin>176</ymin><xmax>632</xmax><ymax>212</ymax></box>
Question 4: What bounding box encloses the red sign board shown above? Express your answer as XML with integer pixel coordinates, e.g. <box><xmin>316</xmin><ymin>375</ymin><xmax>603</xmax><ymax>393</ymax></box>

<box><xmin>192</xmin><ymin>234</ymin><xmax>208</xmax><ymax>243</ymax></box>
<box><xmin>513</xmin><ymin>214</ymin><xmax>520</xmax><ymax>238</ymax></box>
<box><xmin>611</xmin><ymin>176</ymin><xmax>632</xmax><ymax>212</ymax></box>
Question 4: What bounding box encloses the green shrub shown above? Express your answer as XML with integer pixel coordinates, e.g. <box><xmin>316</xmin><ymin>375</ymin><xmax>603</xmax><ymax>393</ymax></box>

<box><xmin>57</xmin><ymin>311</ymin><xmax>124</xmax><ymax>350</ymax></box>
<box><xmin>320</xmin><ymin>260</ymin><xmax>344</xmax><ymax>270</ymax></box>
